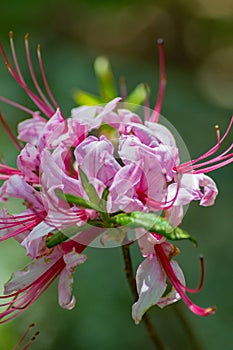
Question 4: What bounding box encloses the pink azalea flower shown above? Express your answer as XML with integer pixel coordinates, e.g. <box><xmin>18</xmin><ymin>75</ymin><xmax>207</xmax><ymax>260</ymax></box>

<box><xmin>0</xmin><ymin>33</ymin><xmax>232</xmax><ymax>325</ymax></box>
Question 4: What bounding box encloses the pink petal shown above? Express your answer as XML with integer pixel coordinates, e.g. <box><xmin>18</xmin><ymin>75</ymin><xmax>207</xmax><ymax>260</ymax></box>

<box><xmin>145</xmin><ymin>121</ymin><xmax>177</xmax><ymax>147</ymax></box>
<box><xmin>17</xmin><ymin>143</ymin><xmax>40</xmax><ymax>183</ymax></box>
<box><xmin>4</xmin><ymin>175</ymin><xmax>44</xmax><ymax>211</ymax></box>
<box><xmin>74</xmin><ymin>135</ymin><xmax>120</xmax><ymax>186</ymax></box>
<box><xmin>39</xmin><ymin>108</ymin><xmax>66</xmax><ymax>150</ymax></box>
<box><xmin>17</xmin><ymin>113</ymin><xmax>47</xmax><ymax>145</ymax></box>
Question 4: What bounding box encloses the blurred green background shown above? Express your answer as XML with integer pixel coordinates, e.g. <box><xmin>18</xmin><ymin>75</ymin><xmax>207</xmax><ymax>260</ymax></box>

<box><xmin>0</xmin><ymin>0</ymin><xmax>233</xmax><ymax>349</ymax></box>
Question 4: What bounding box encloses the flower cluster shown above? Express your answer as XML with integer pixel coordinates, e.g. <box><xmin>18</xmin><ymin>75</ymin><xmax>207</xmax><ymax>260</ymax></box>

<box><xmin>0</xmin><ymin>34</ymin><xmax>232</xmax><ymax>325</ymax></box>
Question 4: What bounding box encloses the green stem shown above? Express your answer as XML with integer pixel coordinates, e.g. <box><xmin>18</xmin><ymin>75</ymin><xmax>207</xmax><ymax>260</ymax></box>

<box><xmin>121</xmin><ymin>244</ymin><xmax>137</xmax><ymax>298</ymax></box>
<box><xmin>121</xmin><ymin>245</ymin><xmax>169</xmax><ymax>350</ymax></box>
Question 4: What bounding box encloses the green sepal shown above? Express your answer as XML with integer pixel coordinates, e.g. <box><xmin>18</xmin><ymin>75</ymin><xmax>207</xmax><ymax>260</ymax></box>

<box><xmin>94</xmin><ymin>56</ymin><xmax>117</xmax><ymax>100</ymax></box>
<box><xmin>78</xmin><ymin>168</ymin><xmax>111</xmax><ymax>222</ymax></box>
<box><xmin>46</xmin><ymin>221</ymin><xmax>104</xmax><ymax>248</ymax></box>
<box><xmin>99</xmin><ymin>187</ymin><xmax>111</xmax><ymax>224</ymax></box>
<box><xmin>100</xmin><ymin>187</ymin><xmax>109</xmax><ymax>210</ymax></box>
<box><xmin>111</xmin><ymin>211</ymin><xmax>197</xmax><ymax>245</ymax></box>
<box><xmin>46</xmin><ymin>231</ymin><xmax>68</xmax><ymax>248</ymax></box>
<box><xmin>78</xmin><ymin>167</ymin><xmax>100</xmax><ymax>205</ymax></box>
<box><xmin>55</xmin><ymin>189</ymin><xmax>102</xmax><ymax>212</ymax></box>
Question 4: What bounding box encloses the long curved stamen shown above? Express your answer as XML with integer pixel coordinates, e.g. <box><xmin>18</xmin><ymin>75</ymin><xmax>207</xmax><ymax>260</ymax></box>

<box><xmin>150</xmin><ymin>38</ymin><xmax>166</xmax><ymax>123</ymax></box>
<box><xmin>0</xmin><ymin>219</ymin><xmax>42</xmax><ymax>242</ymax></box>
<box><xmin>0</xmin><ymin>215</ymin><xmax>41</xmax><ymax>228</ymax></box>
<box><xmin>0</xmin><ymin>164</ymin><xmax>21</xmax><ymax>173</ymax></box>
<box><xmin>189</xmin><ymin>153</ymin><xmax>233</xmax><ymax>174</ymax></box>
<box><xmin>0</xmin><ymin>42</ymin><xmax>53</xmax><ymax>117</ymax></box>
<box><xmin>37</xmin><ymin>44</ymin><xmax>59</xmax><ymax>109</ymax></box>
<box><xmin>21</xmin><ymin>331</ymin><xmax>40</xmax><ymax>350</ymax></box>
<box><xmin>146</xmin><ymin>175</ymin><xmax>181</xmax><ymax>210</ymax></box>
<box><xmin>0</xmin><ymin>96</ymin><xmax>35</xmax><ymax>115</ymax></box>
<box><xmin>0</xmin><ymin>259</ymin><xmax>63</xmax><ymax>301</ymax></box>
<box><xmin>0</xmin><ymin>163</ymin><xmax>22</xmax><ymax>179</ymax></box>
<box><xmin>0</xmin><ymin>111</ymin><xmax>22</xmax><ymax>150</ymax></box>
<box><xmin>183</xmin><ymin>255</ymin><xmax>205</xmax><ymax>294</ymax></box>
<box><xmin>9</xmin><ymin>31</ymin><xmax>25</xmax><ymax>84</ymax></box>
<box><xmin>0</xmin><ymin>212</ymin><xmax>41</xmax><ymax>221</ymax></box>
<box><xmin>152</xmin><ymin>241</ymin><xmax>204</xmax><ymax>293</ymax></box>
<box><xmin>0</xmin><ymin>211</ymin><xmax>46</xmax><ymax>241</ymax></box>
<box><xmin>24</xmin><ymin>34</ymin><xmax>55</xmax><ymax>114</ymax></box>
<box><xmin>0</xmin><ymin>276</ymin><xmax>59</xmax><ymax>323</ymax></box>
<box><xmin>179</xmin><ymin>122</ymin><xmax>228</xmax><ymax>171</ymax></box>
<box><xmin>12</xmin><ymin>323</ymin><xmax>36</xmax><ymax>350</ymax></box>
<box><xmin>155</xmin><ymin>244</ymin><xmax>215</xmax><ymax>316</ymax></box>
<box><xmin>0</xmin><ymin>258</ymin><xmax>64</xmax><ymax>323</ymax></box>
<box><xmin>176</xmin><ymin>117</ymin><xmax>233</xmax><ymax>174</ymax></box>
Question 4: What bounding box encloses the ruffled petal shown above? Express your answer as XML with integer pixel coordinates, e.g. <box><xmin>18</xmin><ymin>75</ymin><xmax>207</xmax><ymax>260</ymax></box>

<box><xmin>4</xmin><ymin>250</ymin><xmax>61</xmax><ymax>294</ymax></box>
<box><xmin>58</xmin><ymin>250</ymin><xmax>87</xmax><ymax>309</ymax></box>
<box><xmin>3</xmin><ymin>175</ymin><xmax>44</xmax><ymax>211</ymax></box>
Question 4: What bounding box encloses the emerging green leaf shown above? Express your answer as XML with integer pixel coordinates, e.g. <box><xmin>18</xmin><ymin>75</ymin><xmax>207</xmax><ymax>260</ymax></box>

<box><xmin>94</xmin><ymin>56</ymin><xmax>117</xmax><ymax>100</ymax></box>
<box><xmin>126</xmin><ymin>83</ymin><xmax>150</xmax><ymax>105</ymax></box>
<box><xmin>73</xmin><ymin>89</ymin><xmax>103</xmax><ymax>106</ymax></box>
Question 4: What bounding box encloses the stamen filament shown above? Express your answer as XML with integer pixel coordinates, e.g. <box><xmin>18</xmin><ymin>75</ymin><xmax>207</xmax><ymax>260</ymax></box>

<box><xmin>37</xmin><ymin>44</ymin><xmax>59</xmax><ymax>109</ymax></box>
<box><xmin>0</xmin><ymin>218</ymin><xmax>42</xmax><ymax>242</ymax></box>
<box><xmin>21</xmin><ymin>331</ymin><xmax>40</xmax><ymax>350</ymax></box>
<box><xmin>146</xmin><ymin>175</ymin><xmax>181</xmax><ymax>210</ymax></box>
<box><xmin>0</xmin><ymin>111</ymin><xmax>22</xmax><ymax>150</ymax></box>
<box><xmin>0</xmin><ymin>96</ymin><xmax>35</xmax><ymax>115</ymax></box>
<box><xmin>180</xmin><ymin>151</ymin><xmax>233</xmax><ymax>173</ymax></box>
<box><xmin>12</xmin><ymin>323</ymin><xmax>35</xmax><ymax>350</ymax></box>
<box><xmin>175</xmin><ymin>117</ymin><xmax>233</xmax><ymax>174</ymax></box>
<box><xmin>155</xmin><ymin>244</ymin><xmax>215</xmax><ymax>316</ymax></box>
<box><xmin>9</xmin><ymin>31</ymin><xmax>25</xmax><ymax>84</ymax></box>
<box><xmin>24</xmin><ymin>34</ymin><xmax>55</xmax><ymax>114</ymax></box>
<box><xmin>0</xmin><ymin>43</ymin><xmax>53</xmax><ymax>117</ymax></box>
<box><xmin>150</xmin><ymin>39</ymin><xmax>166</xmax><ymax>123</ymax></box>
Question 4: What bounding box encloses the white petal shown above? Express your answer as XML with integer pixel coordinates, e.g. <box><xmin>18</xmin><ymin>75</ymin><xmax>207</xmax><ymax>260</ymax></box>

<box><xmin>157</xmin><ymin>260</ymin><xmax>185</xmax><ymax>308</ymax></box>
<box><xmin>132</xmin><ymin>254</ymin><xmax>167</xmax><ymax>324</ymax></box>
<box><xmin>4</xmin><ymin>253</ymin><xmax>59</xmax><ymax>294</ymax></box>
<box><xmin>58</xmin><ymin>250</ymin><xmax>87</xmax><ymax>310</ymax></box>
